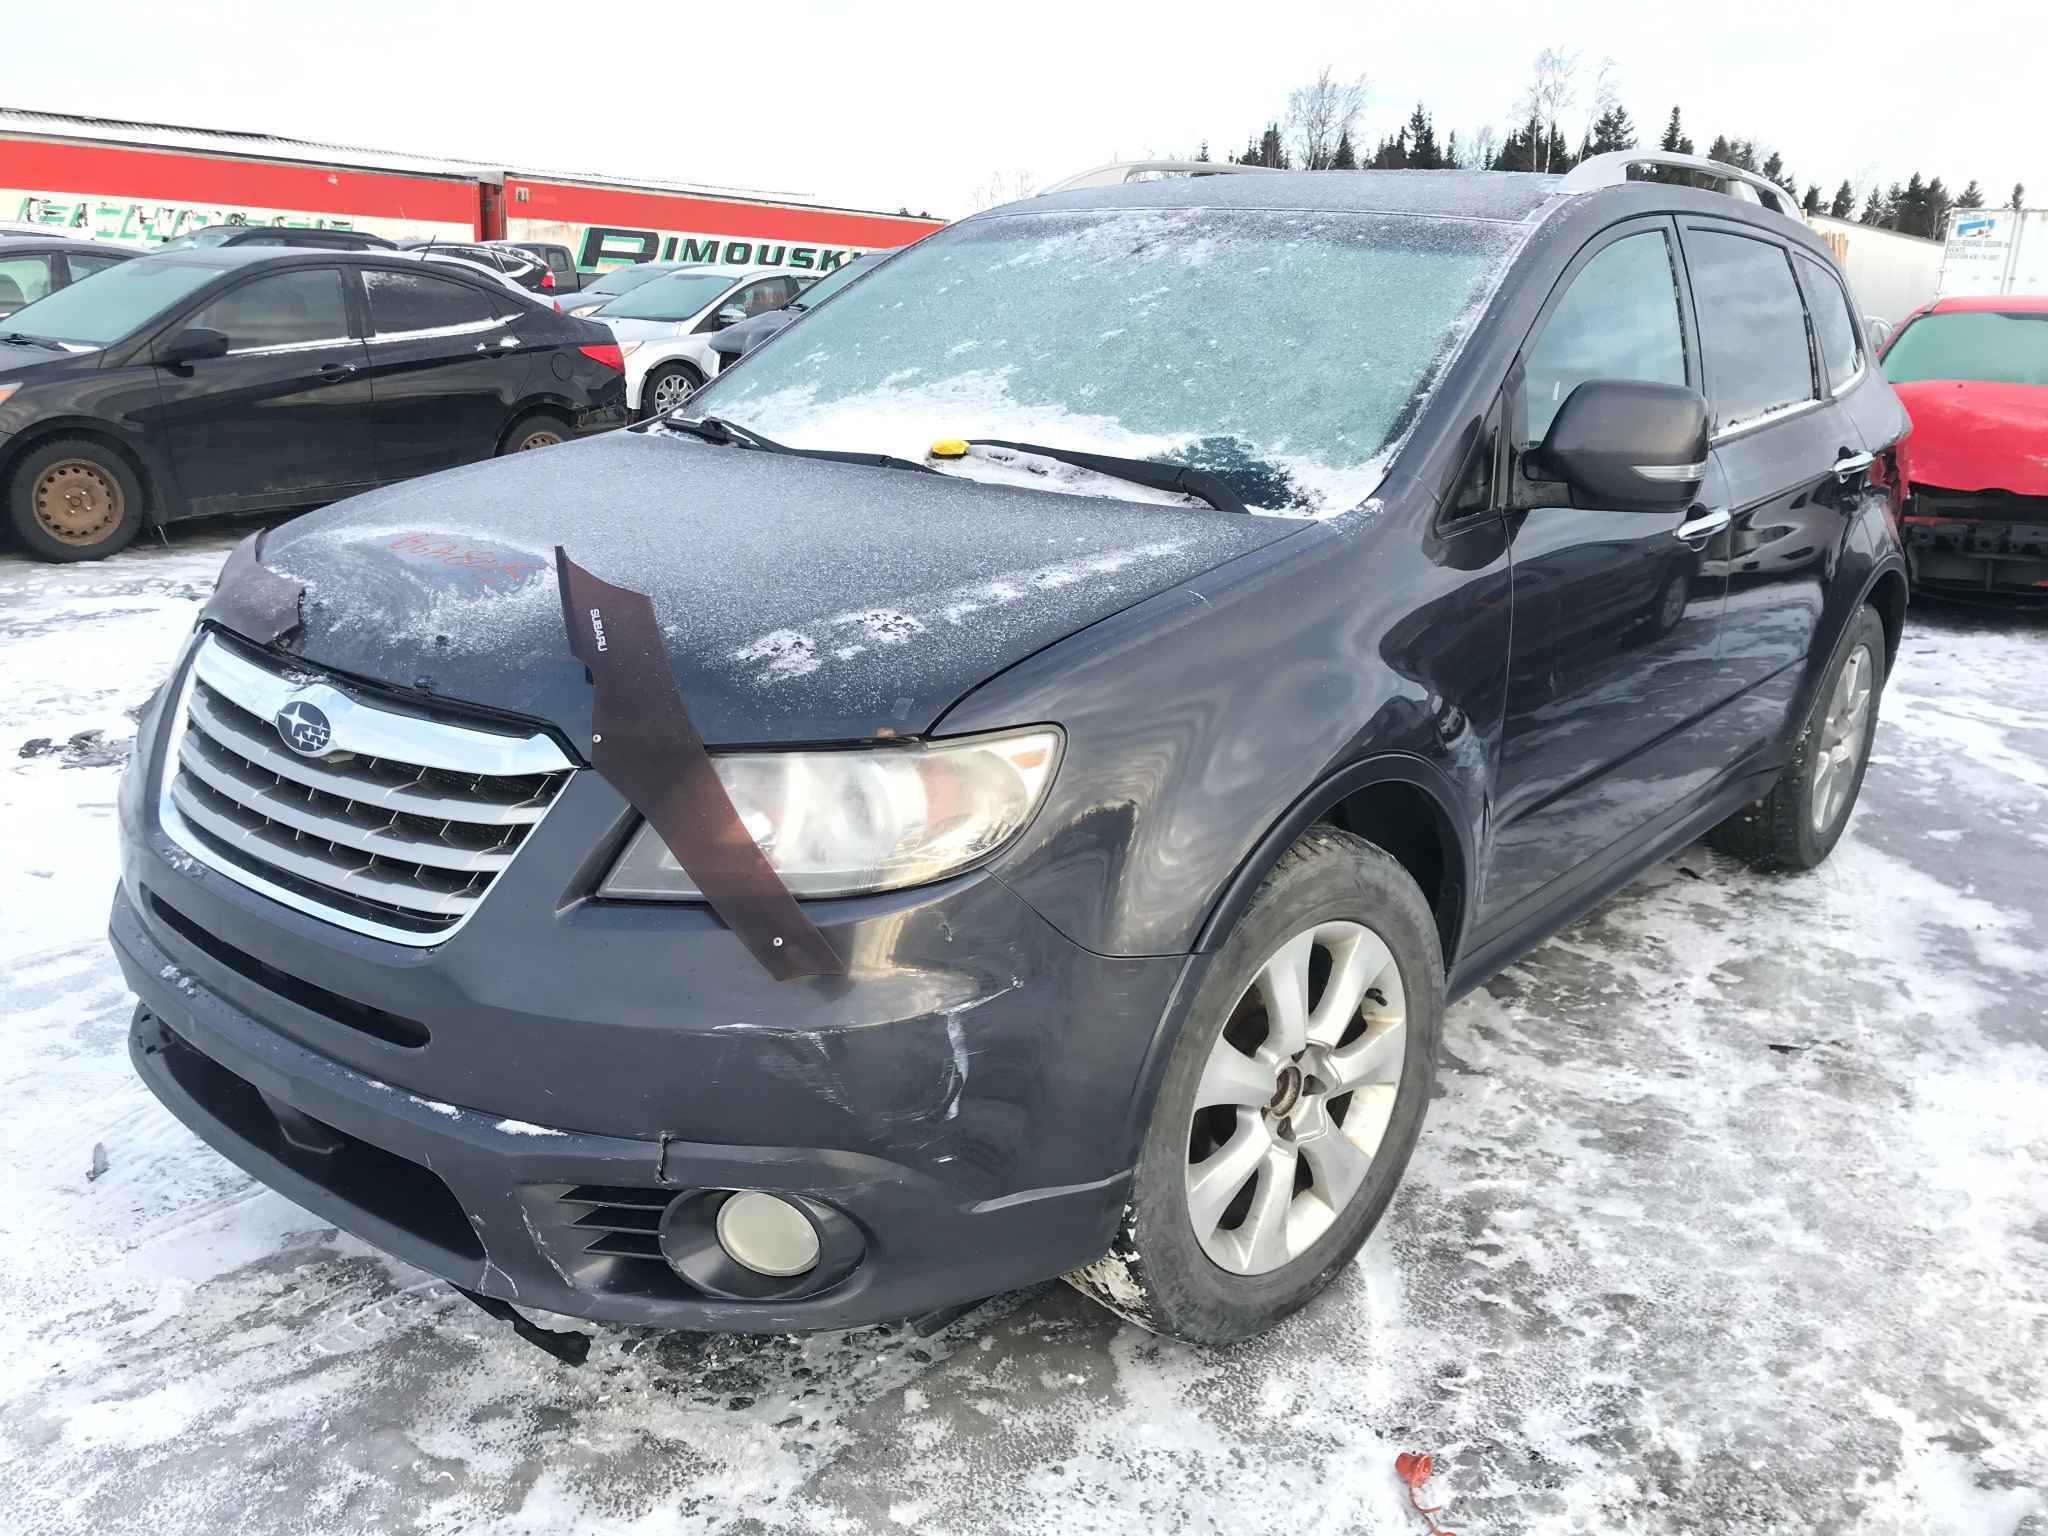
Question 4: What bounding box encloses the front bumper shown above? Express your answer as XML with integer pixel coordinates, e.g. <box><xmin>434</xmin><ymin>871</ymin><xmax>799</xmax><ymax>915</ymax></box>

<box><xmin>1903</xmin><ymin>512</ymin><xmax>2048</xmax><ymax>598</ymax></box>
<box><xmin>114</xmin><ymin>649</ymin><xmax>1191</xmax><ymax>1331</ymax></box>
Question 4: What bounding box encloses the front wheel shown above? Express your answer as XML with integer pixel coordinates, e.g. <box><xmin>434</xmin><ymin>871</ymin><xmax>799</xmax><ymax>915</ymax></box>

<box><xmin>1065</xmin><ymin>825</ymin><xmax>1442</xmax><ymax>1344</ymax></box>
<box><xmin>1709</xmin><ymin>604</ymin><xmax>1887</xmax><ymax>871</ymax></box>
<box><xmin>639</xmin><ymin>363</ymin><xmax>702</xmax><ymax>421</ymax></box>
<box><xmin>7</xmin><ymin>438</ymin><xmax>145</xmax><ymax>562</ymax></box>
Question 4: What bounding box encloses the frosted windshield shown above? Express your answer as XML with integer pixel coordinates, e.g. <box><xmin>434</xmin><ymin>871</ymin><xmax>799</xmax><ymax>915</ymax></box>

<box><xmin>690</xmin><ymin>206</ymin><xmax>1525</xmax><ymax>515</ymax></box>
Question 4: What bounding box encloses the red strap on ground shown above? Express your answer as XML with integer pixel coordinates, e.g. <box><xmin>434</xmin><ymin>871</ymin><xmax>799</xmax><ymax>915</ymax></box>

<box><xmin>1396</xmin><ymin>1452</ymin><xmax>1459</xmax><ymax>1535</ymax></box>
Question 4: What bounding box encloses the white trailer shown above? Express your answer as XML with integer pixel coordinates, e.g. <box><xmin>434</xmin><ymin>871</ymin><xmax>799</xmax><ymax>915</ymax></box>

<box><xmin>1936</xmin><ymin>207</ymin><xmax>2048</xmax><ymax>297</ymax></box>
<box><xmin>1803</xmin><ymin>214</ymin><xmax>1943</xmax><ymax>329</ymax></box>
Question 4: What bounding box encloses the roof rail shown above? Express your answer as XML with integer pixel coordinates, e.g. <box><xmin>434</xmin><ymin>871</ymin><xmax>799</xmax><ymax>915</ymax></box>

<box><xmin>1040</xmin><ymin>160</ymin><xmax>1275</xmax><ymax>195</ymax></box>
<box><xmin>1558</xmin><ymin>151</ymin><xmax>1801</xmax><ymax>219</ymax></box>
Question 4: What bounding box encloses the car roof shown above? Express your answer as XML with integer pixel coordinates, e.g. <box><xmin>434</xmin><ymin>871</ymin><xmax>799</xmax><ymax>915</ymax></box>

<box><xmin>1021</xmin><ymin>168</ymin><xmax>1567</xmax><ymax>224</ymax></box>
<box><xmin>1929</xmin><ymin>293</ymin><xmax>2048</xmax><ymax>313</ymax></box>
<box><xmin>0</xmin><ymin>234</ymin><xmax>134</xmax><ymax>253</ymax></box>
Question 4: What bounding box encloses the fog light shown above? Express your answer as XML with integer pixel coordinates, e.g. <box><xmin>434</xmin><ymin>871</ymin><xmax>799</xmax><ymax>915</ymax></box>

<box><xmin>715</xmin><ymin>1191</ymin><xmax>820</xmax><ymax>1277</ymax></box>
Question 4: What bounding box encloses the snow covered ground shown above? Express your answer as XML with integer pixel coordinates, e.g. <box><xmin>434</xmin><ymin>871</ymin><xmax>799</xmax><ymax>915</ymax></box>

<box><xmin>2</xmin><ymin>524</ymin><xmax>2044</xmax><ymax>1535</ymax></box>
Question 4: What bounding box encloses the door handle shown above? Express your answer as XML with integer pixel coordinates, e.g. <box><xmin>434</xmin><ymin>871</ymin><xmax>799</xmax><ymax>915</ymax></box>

<box><xmin>318</xmin><ymin>361</ymin><xmax>359</xmax><ymax>379</ymax></box>
<box><xmin>1674</xmin><ymin>507</ymin><xmax>1730</xmax><ymax>543</ymax></box>
<box><xmin>1832</xmin><ymin>450</ymin><xmax>1875</xmax><ymax>480</ymax></box>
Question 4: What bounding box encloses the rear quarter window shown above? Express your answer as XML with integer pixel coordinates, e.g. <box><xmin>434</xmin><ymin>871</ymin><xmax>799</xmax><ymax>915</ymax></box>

<box><xmin>1685</xmin><ymin>227</ymin><xmax>1818</xmax><ymax>432</ymax></box>
<box><xmin>364</xmin><ymin>269</ymin><xmax>503</xmax><ymax>335</ymax></box>
<box><xmin>1795</xmin><ymin>254</ymin><xmax>1863</xmax><ymax>391</ymax></box>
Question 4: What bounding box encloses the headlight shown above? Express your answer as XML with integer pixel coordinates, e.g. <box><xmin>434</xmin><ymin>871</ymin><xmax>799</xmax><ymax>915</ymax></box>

<box><xmin>599</xmin><ymin>728</ymin><xmax>1062</xmax><ymax>900</ymax></box>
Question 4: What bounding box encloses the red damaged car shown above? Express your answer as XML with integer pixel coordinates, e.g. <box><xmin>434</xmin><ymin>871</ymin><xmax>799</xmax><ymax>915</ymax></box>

<box><xmin>1880</xmin><ymin>294</ymin><xmax>2048</xmax><ymax>598</ymax></box>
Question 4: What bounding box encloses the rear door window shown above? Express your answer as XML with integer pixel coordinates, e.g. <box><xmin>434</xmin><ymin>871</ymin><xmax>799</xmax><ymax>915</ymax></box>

<box><xmin>1519</xmin><ymin>229</ymin><xmax>1687</xmax><ymax>443</ymax></box>
<box><xmin>363</xmin><ymin>269</ymin><xmax>503</xmax><ymax>336</ymax></box>
<box><xmin>1794</xmin><ymin>254</ymin><xmax>1863</xmax><ymax>392</ymax></box>
<box><xmin>1684</xmin><ymin>227</ymin><xmax>1818</xmax><ymax>431</ymax></box>
<box><xmin>0</xmin><ymin>253</ymin><xmax>57</xmax><ymax>309</ymax></box>
<box><xmin>187</xmin><ymin>268</ymin><xmax>352</xmax><ymax>351</ymax></box>
<box><xmin>63</xmin><ymin>252</ymin><xmax>126</xmax><ymax>282</ymax></box>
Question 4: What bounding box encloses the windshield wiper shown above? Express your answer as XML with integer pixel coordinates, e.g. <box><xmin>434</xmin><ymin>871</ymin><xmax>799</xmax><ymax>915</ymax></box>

<box><xmin>666</xmin><ymin>414</ymin><xmax>935</xmax><ymax>476</ymax></box>
<box><xmin>967</xmin><ymin>439</ymin><xmax>1248</xmax><ymax>515</ymax></box>
<box><xmin>0</xmin><ymin>331</ymin><xmax>66</xmax><ymax>352</ymax></box>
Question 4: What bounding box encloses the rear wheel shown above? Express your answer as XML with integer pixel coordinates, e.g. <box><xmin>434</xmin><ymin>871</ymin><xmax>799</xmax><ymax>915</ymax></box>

<box><xmin>7</xmin><ymin>437</ymin><xmax>145</xmax><ymax>562</ymax></box>
<box><xmin>640</xmin><ymin>363</ymin><xmax>702</xmax><ymax>421</ymax></box>
<box><xmin>1709</xmin><ymin>604</ymin><xmax>1887</xmax><ymax>871</ymax></box>
<box><xmin>499</xmin><ymin>413</ymin><xmax>569</xmax><ymax>455</ymax></box>
<box><xmin>1065</xmin><ymin>826</ymin><xmax>1442</xmax><ymax>1344</ymax></box>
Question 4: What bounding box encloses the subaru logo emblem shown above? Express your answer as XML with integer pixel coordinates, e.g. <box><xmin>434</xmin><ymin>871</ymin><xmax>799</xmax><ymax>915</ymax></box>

<box><xmin>274</xmin><ymin>700</ymin><xmax>334</xmax><ymax>756</ymax></box>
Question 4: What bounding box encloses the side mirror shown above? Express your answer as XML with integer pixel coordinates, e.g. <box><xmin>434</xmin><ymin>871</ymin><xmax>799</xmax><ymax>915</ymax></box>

<box><xmin>712</xmin><ymin>304</ymin><xmax>747</xmax><ymax>328</ymax></box>
<box><xmin>159</xmin><ymin>327</ymin><xmax>230</xmax><ymax>366</ymax></box>
<box><xmin>1533</xmin><ymin>379</ymin><xmax>1709</xmax><ymax>509</ymax></box>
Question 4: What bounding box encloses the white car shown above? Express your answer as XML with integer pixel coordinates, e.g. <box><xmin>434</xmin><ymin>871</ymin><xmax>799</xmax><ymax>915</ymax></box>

<box><xmin>598</xmin><ymin>266</ymin><xmax>808</xmax><ymax>418</ymax></box>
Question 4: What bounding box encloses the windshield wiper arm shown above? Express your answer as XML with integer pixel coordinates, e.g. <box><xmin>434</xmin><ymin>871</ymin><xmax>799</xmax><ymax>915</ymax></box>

<box><xmin>967</xmin><ymin>439</ymin><xmax>1248</xmax><ymax>515</ymax></box>
<box><xmin>0</xmin><ymin>331</ymin><xmax>66</xmax><ymax>352</ymax></box>
<box><xmin>667</xmin><ymin>414</ymin><xmax>935</xmax><ymax>476</ymax></box>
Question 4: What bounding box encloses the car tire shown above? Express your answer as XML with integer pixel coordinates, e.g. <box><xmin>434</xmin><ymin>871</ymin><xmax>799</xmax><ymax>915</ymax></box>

<box><xmin>6</xmin><ymin>437</ymin><xmax>146</xmax><ymax>562</ymax></box>
<box><xmin>639</xmin><ymin>363</ymin><xmax>702</xmax><ymax>422</ymax></box>
<box><xmin>1708</xmin><ymin>604</ymin><xmax>1887</xmax><ymax>872</ymax></box>
<box><xmin>1064</xmin><ymin>824</ymin><xmax>1442</xmax><ymax>1345</ymax></box>
<box><xmin>499</xmin><ymin>412</ymin><xmax>570</xmax><ymax>455</ymax></box>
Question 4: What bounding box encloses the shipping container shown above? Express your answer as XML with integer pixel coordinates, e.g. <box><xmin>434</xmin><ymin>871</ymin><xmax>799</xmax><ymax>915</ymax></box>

<box><xmin>1803</xmin><ymin>214</ymin><xmax>1943</xmax><ymax>327</ymax></box>
<box><xmin>1937</xmin><ymin>207</ymin><xmax>2048</xmax><ymax>297</ymax></box>
<box><xmin>0</xmin><ymin>107</ymin><xmax>943</xmax><ymax>277</ymax></box>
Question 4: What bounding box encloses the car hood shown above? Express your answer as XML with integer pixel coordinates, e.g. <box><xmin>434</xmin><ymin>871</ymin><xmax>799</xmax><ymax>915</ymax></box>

<box><xmin>247</xmin><ymin>429</ymin><xmax>1304</xmax><ymax>746</ymax></box>
<box><xmin>604</xmin><ymin>317</ymin><xmax>687</xmax><ymax>342</ymax></box>
<box><xmin>1893</xmin><ymin>379</ymin><xmax>2048</xmax><ymax>496</ymax></box>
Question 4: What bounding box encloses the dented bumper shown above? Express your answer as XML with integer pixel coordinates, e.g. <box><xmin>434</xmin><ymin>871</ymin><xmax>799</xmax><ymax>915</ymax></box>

<box><xmin>114</xmin><ymin>696</ymin><xmax>1187</xmax><ymax>1328</ymax></box>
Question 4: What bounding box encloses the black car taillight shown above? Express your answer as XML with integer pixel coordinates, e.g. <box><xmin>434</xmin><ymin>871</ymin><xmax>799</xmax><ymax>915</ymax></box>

<box><xmin>578</xmin><ymin>342</ymin><xmax>624</xmax><ymax>372</ymax></box>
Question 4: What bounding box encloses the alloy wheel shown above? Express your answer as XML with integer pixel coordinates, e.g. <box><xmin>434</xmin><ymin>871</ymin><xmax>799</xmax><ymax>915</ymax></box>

<box><xmin>32</xmin><ymin>459</ymin><xmax>124</xmax><ymax>547</ymax></box>
<box><xmin>651</xmin><ymin>371</ymin><xmax>695</xmax><ymax>413</ymax></box>
<box><xmin>1811</xmin><ymin>643</ymin><xmax>1874</xmax><ymax>832</ymax></box>
<box><xmin>1185</xmin><ymin>920</ymin><xmax>1408</xmax><ymax>1275</ymax></box>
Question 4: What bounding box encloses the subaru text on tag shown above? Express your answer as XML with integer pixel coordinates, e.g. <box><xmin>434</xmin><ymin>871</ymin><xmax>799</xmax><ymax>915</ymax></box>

<box><xmin>115</xmin><ymin>156</ymin><xmax>1908</xmax><ymax>1345</ymax></box>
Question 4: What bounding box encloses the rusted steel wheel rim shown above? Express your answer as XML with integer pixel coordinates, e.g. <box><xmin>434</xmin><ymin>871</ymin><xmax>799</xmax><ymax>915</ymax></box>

<box><xmin>516</xmin><ymin>427</ymin><xmax>563</xmax><ymax>451</ymax></box>
<box><xmin>33</xmin><ymin>459</ymin><xmax>124</xmax><ymax>546</ymax></box>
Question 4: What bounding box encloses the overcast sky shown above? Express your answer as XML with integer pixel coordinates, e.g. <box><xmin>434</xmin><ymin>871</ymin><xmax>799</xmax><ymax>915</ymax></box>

<box><xmin>6</xmin><ymin>0</ymin><xmax>2044</xmax><ymax>220</ymax></box>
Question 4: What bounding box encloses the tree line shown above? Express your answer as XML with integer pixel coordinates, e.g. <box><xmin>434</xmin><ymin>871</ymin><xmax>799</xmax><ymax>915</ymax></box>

<box><xmin>1200</xmin><ymin>58</ymin><xmax>2025</xmax><ymax>242</ymax></box>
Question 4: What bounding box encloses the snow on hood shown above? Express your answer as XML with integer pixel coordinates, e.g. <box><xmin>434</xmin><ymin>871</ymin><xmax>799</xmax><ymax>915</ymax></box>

<box><xmin>1893</xmin><ymin>379</ymin><xmax>2048</xmax><ymax>497</ymax></box>
<box><xmin>247</xmin><ymin>430</ymin><xmax>1305</xmax><ymax>747</ymax></box>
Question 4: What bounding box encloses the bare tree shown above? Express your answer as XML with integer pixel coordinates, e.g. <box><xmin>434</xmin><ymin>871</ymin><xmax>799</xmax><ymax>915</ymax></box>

<box><xmin>1586</xmin><ymin>56</ymin><xmax>1620</xmax><ymax>145</ymax></box>
<box><xmin>1287</xmin><ymin>67</ymin><xmax>1368</xmax><ymax>171</ymax></box>
<box><xmin>971</xmin><ymin>169</ymin><xmax>1039</xmax><ymax>211</ymax></box>
<box><xmin>1461</xmin><ymin>124</ymin><xmax>1500</xmax><ymax>173</ymax></box>
<box><xmin>1517</xmin><ymin>47</ymin><xmax>1580</xmax><ymax>174</ymax></box>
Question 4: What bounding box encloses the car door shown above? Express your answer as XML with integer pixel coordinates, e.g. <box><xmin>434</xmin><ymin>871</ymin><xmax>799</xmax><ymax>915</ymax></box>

<box><xmin>1681</xmin><ymin>222</ymin><xmax>1866</xmax><ymax>739</ymax></box>
<box><xmin>356</xmin><ymin>265</ymin><xmax>525</xmax><ymax>481</ymax></box>
<box><xmin>150</xmin><ymin>265</ymin><xmax>377</xmax><ymax>514</ymax></box>
<box><xmin>1480</xmin><ymin>217</ymin><xmax>1734</xmax><ymax>926</ymax></box>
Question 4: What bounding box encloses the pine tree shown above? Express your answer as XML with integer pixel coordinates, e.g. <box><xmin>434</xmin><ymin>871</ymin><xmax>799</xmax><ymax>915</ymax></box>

<box><xmin>1236</xmin><ymin>130</ymin><xmax>1262</xmax><ymax>166</ymax></box>
<box><xmin>1331</xmin><ymin>129</ymin><xmax>1356</xmax><ymax>171</ymax></box>
<box><xmin>1195</xmin><ymin>141</ymin><xmax>1210</xmax><ymax>163</ymax></box>
<box><xmin>1659</xmin><ymin>107</ymin><xmax>1690</xmax><ymax>154</ymax></box>
<box><xmin>1590</xmin><ymin>105</ymin><xmax>1636</xmax><ymax>154</ymax></box>
<box><xmin>1897</xmin><ymin>172</ymin><xmax>1926</xmax><ymax>235</ymax></box>
<box><xmin>1707</xmin><ymin>133</ymin><xmax>1732</xmax><ymax>165</ymax></box>
<box><xmin>1829</xmin><ymin>180</ymin><xmax>1856</xmax><ymax>218</ymax></box>
<box><xmin>1444</xmin><ymin>131</ymin><xmax>1461</xmax><ymax>170</ymax></box>
<box><xmin>1258</xmin><ymin>122</ymin><xmax>1289</xmax><ymax>169</ymax></box>
<box><xmin>1801</xmin><ymin>184</ymin><xmax>1821</xmax><ymax>214</ymax></box>
<box><xmin>1546</xmin><ymin>123</ymin><xmax>1575</xmax><ymax>173</ymax></box>
<box><xmin>1373</xmin><ymin>128</ymin><xmax>1410</xmax><ymax>170</ymax></box>
<box><xmin>1407</xmin><ymin>105</ymin><xmax>1442</xmax><ymax>170</ymax></box>
<box><xmin>1955</xmin><ymin>179</ymin><xmax>1983</xmax><ymax>209</ymax></box>
<box><xmin>1860</xmin><ymin>188</ymin><xmax>1885</xmax><ymax>226</ymax></box>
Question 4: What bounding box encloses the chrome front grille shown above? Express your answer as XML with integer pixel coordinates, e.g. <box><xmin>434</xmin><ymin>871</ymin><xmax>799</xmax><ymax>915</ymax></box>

<box><xmin>160</xmin><ymin>634</ymin><xmax>574</xmax><ymax>945</ymax></box>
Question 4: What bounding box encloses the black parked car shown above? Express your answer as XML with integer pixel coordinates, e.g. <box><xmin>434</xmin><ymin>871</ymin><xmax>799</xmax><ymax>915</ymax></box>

<box><xmin>0</xmin><ymin>235</ymin><xmax>137</xmax><ymax>319</ymax></box>
<box><xmin>155</xmin><ymin>224</ymin><xmax>397</xmax><ymax>252</ymax></box>
<box><xmin>0</xmin><ymin>248</ymin><xmax>625</xmax><ymax>559</ymax></box>
<box><xmin>115</xmin><ymin>160</ymin><xmax>1907</xmax><ymax>1346</ymax></box>
<box><xmin>492</xmin><ymin>240</ymin><xmax>584</xmax><ymax>293</ymax></box>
